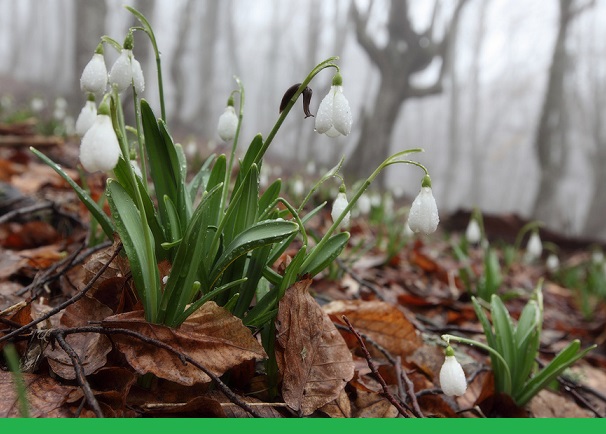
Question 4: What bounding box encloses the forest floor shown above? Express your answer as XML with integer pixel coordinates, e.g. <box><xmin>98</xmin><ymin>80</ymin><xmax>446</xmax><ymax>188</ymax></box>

<box><xmin>0</xmin><ymin>122</ymin><xmax>605</xmax><ymax>418</ymax></box>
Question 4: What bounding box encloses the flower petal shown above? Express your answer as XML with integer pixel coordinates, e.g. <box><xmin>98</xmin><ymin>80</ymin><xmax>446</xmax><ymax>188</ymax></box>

<box><xmin>109</xmin><ymin>50</ymin><xmax>134</xmax><ymax>93</ymax></box>
<box><xmin>332</xmin><ymin>87</ymin><xmax>352</xmax><ymax>136</ymax></box>
<box><xmin>217</xmin><ymin>106</ymin><xmax>238</xmax><ymax>141</ymax></box>
<box><xmin>80</xmin><ymin>53</ymin><xmax>108</xmax><ymax>94</ymax></box>
<box><xmin>439</xmin><ymin>355</ymin><xmax>467</xmax><ymax>396</ymax></box>
<box><xmin>407</xmin><ymin>187</ymin><xmax>439</xmax><ymax>234</ymax></box>
<box><xmin>75</xmin><ymin>101</ymin><xmax>97</xmax><ymax>136</ymax></box>
<box><xmin>131</xmin><ymin>57</ymin><xmax>145</xmax><ymax>94</ymax></box>
<box><xmin>315</xmin><ymin>90</ymin><xmax>334</xmax><ymax>134</ymax></box>
<box><xmin>80</xmin><ymin>115</ymin><xmax>121</xmax><ymax>172</ymax></box>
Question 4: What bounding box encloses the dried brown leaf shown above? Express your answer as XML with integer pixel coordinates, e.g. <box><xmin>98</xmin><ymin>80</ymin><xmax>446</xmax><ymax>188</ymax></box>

<box><xmin>275</xmin><ymin>278</ymin><xmax>354</xmax><ymax>416</ymax></box>
<box><xmin>324</xmin><ymin>299</ymin><xmax>422</xmax><ymax>360</ymax></box>
<box><xmin>317</xmin><ymin>388</ymin><xmax>352</xmax><ymax>418</ymax></box>
<box><xmin>528</xmin><ymin>389</ymin><xmax>593</xmax><ymax>418</ymax></box>
<box><xmin>103</xmin><ymin>301</ymin><xmax>267</xmax><ymax>385</ymax></box>
<box><xmin>44</xmin><ymin>296</ymin><xmax>113</xmax><ymax>380</ymax></box>
<box><xmin>353</xmin><ymin>390</ymin><xmax>399</xmax><ymax>418</ymax></box>
<box><xmin>0</xmin><ymin>371</ymin><xmax>80</xmax><ymax>418</ymax></box>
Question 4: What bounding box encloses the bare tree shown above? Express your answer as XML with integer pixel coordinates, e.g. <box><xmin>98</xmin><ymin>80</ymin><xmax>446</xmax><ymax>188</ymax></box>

<box><xmin>532</xmin><ymin>0</ymin><xmax>593</xmax><ymax>224</ymax></box>
<box><xmin>344</xmin><ymin>0</ymin><xmax>468</xmax><ymax>186</ymax></box>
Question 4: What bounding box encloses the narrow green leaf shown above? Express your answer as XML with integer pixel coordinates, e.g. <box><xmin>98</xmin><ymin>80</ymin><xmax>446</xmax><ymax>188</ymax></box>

<box><xmin>107</xmin><ymin>180</ymin><xmax>160</xmax><ymax>322</ymax></box>
<box><xmin>188</xmin><ymin>153</ymin><xmax>216</xmax><ymax>202</ymax></box>
<box><xmin>516</xmin><ymin>341</ymin><xmax>596</xmax><ymax>406</ymax></box>
<box><xmin>30</xmin><ymin>147</ymin><xmax>114</xmax><ymax>239</ymax></box>
<box><xmin>234</xmin><ymin>134</ymin><xmax>263</xmax><ymax>192</ymax></box>
<box><xmin>490</xmin><ymin>295</ymin><xmax>516</xmax><ymax>394</ymax></box>
<box><xmin>163</xmin><ymin>195</ymin><xmax>182</xmax><ymax>242</ymax></box>
<box><xmin>223</xmin><ymin>164</ymin><xmax>259</xmax><ymax>245</ymax></box>
<box><xmin>258</xmin><ymin>178</ymin><xmax>282</xmax><ymax>216</ymax></box>
<box><xmin>300</xmin><ymin>232</ymin><xmax>350</xmax><ymax>278</ymax></box>
<box><xmin>210</xmin><ymin>220</ymin><xmax>299</xmax><ymax>286</ymax></box>
<box><xmin>232</xmin><ymin>245</ymin><xmax>273</xmax><ymax>318</ymax></box>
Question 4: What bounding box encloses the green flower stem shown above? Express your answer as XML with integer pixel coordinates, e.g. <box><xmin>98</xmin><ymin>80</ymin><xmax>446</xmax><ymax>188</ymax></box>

<box><xmin>221</xmin><ymin>77</ymin><xmax>245</xmax><ymax>212</ymax></box>
<box><xmin>259</xmin><ymin>197</ymin><xmax>308</xmax><ymax>247</ymax></box>
<box><xmin>126</xmin><ymin>6</ymin><xmax>166</xmax><ymax>122</ymax></box>
<box><xmin>441</xmin><ymin>333</ymin><xmax>512</xmax><ymax>395</ymax></box>
<box><xmin>299</xmin><ymin>149</ymin><xmax>425</xmax><ymax>272</ymax></box>
<box><xmin>112</xmin><ymin>90</ymin><xmax>158</xmax><ymax>322</ymax></box>
<box><xmin>132</xmin><ymin>88</ymin><xmax>148</xmax><ymax>193</ymax></box>
<box><xmin>251</xmin><ymin>57</ymin><xmax>339</xmax><ymax>168</ymax></box>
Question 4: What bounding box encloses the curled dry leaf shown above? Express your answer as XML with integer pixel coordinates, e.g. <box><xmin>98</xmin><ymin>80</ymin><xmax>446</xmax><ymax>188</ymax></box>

<box><xmin>0</xmin><ymin>371</ymin><xmax>81</xmax><ymax>418</ymax></box>
<box><xmin>44</xmin><ymin>296</ymin><xmax>113</xmax><ymax>380</ymax></box>
<box><xmin>323</xmin><ymin>299</ymin><xmax>422</xmax><ymax>361</ymax></box>
<box><xmin>102</xmin><ymin>301</ymin><xmax>267</xmax><ymax>386</ymax></box>
<box><xmin>275</xmin><ymin>278</ymin><xmax>354</xmax><ymax>416</ymax></box>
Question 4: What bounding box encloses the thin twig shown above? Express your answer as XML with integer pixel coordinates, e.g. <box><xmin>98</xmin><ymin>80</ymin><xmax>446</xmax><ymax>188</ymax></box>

<box><xmin>341</xmin><ymin>315</ymin><xmax>412</xmax><ymax>418</ymax></box>
<box><xmin>17</xmin><ymin>240</ymin><xmax>112</xmax><ymax>296</ymax></box>
<box><xmin>334</xmin><ymin>321</ymin><xmax>423</xmax><ymax>416</ymax></box>
<box><xmin>54</xmin><ymin>333</ymin><xmax>104</xmax><ymax>418</ymax></box>
<box><xmin>0</xmin><ymin>202</ymin><xmax>53</xmax><ymax>224</ymax></box>
<box><xmin>57</xmin><ymin>325</ymin><xmax>263</xmax><ymax>418</ymax></box>
<box><xmin>0</xmin><ymin>243</ymin><xmax>122</xmax><ymax>344</ymax></box>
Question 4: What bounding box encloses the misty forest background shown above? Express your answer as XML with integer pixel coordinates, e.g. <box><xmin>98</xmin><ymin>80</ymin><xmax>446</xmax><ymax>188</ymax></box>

<box><xmin>1</xmin><ymin>0</ymin><xmax>605</xmax><ymax>241</ymax></box>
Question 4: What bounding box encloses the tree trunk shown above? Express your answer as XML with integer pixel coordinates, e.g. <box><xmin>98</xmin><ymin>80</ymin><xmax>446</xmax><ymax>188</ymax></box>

<box><xmin>345</xmin><ymin>77</ymin><xmax>405</xmax><ymax>184</ymax></box>
<box><xmin>532</xmin><ymin>0</ymin><xmax>574</xmax><ymax>222</ymax></box>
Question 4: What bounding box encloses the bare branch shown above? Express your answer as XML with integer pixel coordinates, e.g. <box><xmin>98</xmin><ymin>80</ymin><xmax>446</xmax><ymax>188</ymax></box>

<box><xmin>351</xmin><ymin>1</ymin><xmax>384</xmax><ymax>69</ymax></box>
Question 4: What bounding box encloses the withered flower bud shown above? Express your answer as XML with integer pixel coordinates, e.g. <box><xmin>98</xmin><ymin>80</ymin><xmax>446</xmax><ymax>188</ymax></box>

<box><xmin>279</xmin><ymin>83</ymin><xmax>314</xmax><ymax>118</ymax></box>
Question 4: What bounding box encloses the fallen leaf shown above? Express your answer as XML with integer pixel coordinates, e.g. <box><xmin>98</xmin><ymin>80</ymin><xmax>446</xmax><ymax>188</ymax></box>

<box><xmin>528</xmin><ymin>388</ymin><xmax>593</xmax><ymax>418</ymax></box>
<box><xmin>324</xmin><ymin>299</ymin><xmax>423</xmax><ymax>361</ymax></box>
<box><xmin>275</xmin><ymin>278</ymin><xmax>355</xmax><ymax>416</ymax></box>
<box><xmin>103</xmin><ymin>301</ymin><xmax>267</xmax><ymax>386</ymax></box>
<box><xmin>353</xmin><ymin>390</ymin><xmax>399</xmax><ymax>418</ymax></box>
<box><xmin>44</xmin><ymin>296</ymin><xmax>113</xmax><ymax>380</ymax></box>
<box><xmin>0</xmin><ymin>371</ymin><xmax>80</xmax><ymax>418</ymax></box>
<box><xmin>1</xmin><ymin>221</ymin><xmax>60</xmax><ymax>250</ymax></box>
<box><xmin>317</xmin><ymin>388</ymin><xmax>352</xmax><ymax>418</ymax></box>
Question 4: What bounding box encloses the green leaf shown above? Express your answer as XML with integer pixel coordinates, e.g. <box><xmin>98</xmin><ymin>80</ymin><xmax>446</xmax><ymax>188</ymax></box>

<box><xmin>231</xmin><ymin>245</ymin><xmax>273</xmax><ymax>318</ymax></box>
<box><xmin>107</xmin><ymin>180</ymin><xmax>160</xmax><ymax>322</ymax></box>
<box><xmin>234</xmin><ymin>134</ymin><xmax>263</xmax><ymax>192</ymax></box>
<box><xmin>490</xmin><ymin>295</ymin><xmax>516</xmax><ymax>394</ymax></box>
<box><xmin>223</xmin><ymin>164</ymin><xmax>259</xmax><ymax>246</ymax></box>
<box><xmin>188</xmin><ymin>153</ymin><xmax>216</xmax><ymax>203</ymax></box>
<box><xmin>511</xmin><ymin>300</ymin><xmax>541</xmax><ymax>393</ymax></box>
<box><xmin>205</xmin><ymin>154</ymin><xmax>226</xmax><ymax>226</ymax></box>
<box><xmin>158</xmin><ymin>183</ymin><xmax>223</xmax><ymax>326</ymax></box>
<box><xmin>30</xmin><ymin>147</ymin><xmax>115</xmax><ymax>239</ymax></box>
<box><xmin>210</xmin><ymin>220</ymin><xmax>299</xmax><ymax>287</ymax></box>
<box><xmin>163</xmin><ymin>195</ymin><xmax>182</xmax><ymax>243</ymax></box>
<box><xmin>258</xmin><ymin>179</ymin><xmax>282</xmax><ymax>216</ymax></box>
<box><xmin>515</xmin><ymin>341</ymin><xmax>596</xmax><ymax>406</ymax></box>
<box><xmin>141</xmin><ymin>100</ymin><xmax>181</xmax><ymax>228</ymax></box>
<box><xmin>301</xmin><ymin>232</ymin><xmax>350</xmax><ymax>278</ymax></box>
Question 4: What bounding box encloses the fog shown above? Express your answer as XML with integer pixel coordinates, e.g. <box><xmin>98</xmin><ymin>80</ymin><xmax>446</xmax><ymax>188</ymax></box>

<box><xmin>1</xmin><ymin>0</ymin><xmax>604</xmax><ymax>240</ymax></box>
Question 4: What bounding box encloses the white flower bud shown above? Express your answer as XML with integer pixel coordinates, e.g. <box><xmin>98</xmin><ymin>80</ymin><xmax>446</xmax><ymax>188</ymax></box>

<box><xmin>81</xmin><ymin>53</ymin><xmax>108</xmax><ymax>94</ymax></box>
<box><xmin>75</xmin><ymin>100</ymin><xmax>97</xmax><ymax>136</ymax></box>
<box><xmin>292</xmin><ymin>179</ymin><xmax>305</xmax><ymax>197</ymax></box>
<box><xmin>217</xmin><ymin>105</ymin><xmax>238</xmax><ymax>141</ymax></box>
<box><xmin>439</xmin><ymin>354</ymin><xmax>467</xmax><ymax>397</ymax></box>
<box><xmin>546</xmin><ymin>253</ymin><xmax>559</xmax><ymax>272</ymax></box>
<box><xmin>109</xmin><ymin>49</ymin><xmax>144</xmax><ymax>93</ymax></box>
<box><xmin>525</xmin><ymin>232</ymin><xmax>543</xmax><ymax>262</ymax></box>
<box><xmin>315</xmin><ymin>85</ymin><xmax>352</xmax><ymax>137</ymax></box>
<box><xmin>331</xmin><ymin>191</ymin><xmax>350</xmax><ymax>229</ymax></box>
<box><xmin>79</xmin><ymin>114</ymin><xmax>121</xmax><ymax>172</ymax></box>
<box><xmin>357</xmin><ymin>193</ymin><xmax>371</xmax><ymax>215</ymax></box>
<box><xmin>465</xmin><ymin>218</ymin><xmax>482</xmax><ymax>244</ymax></box>
<box><xmin>408</xmin><ymin>187</ymin><xmax>439</xmax><ymax>235</ymax></box>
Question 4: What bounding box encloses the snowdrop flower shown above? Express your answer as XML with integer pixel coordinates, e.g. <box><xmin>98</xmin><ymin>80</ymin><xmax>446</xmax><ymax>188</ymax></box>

<box><xmin>109</xmin><ymin>34</ymin><xmax>144</xmax><ymax>94</ymax></box>
<box><xmin>546</xmin><ymin>253</ymin><xmax>560</xmax><ymax>272</ymax></box>
<box><xmin>75</xmin><ymin>95</ymin><xmax>97</xmax><ymax>136</ymax></box>
<box><xmin>80</xmin><ymin>44</ymin><xmax>108</xmax><ymax>94</ymax></box>
<box><xmin>217</xmin><ymin>99</ymin><xmax>239</xmax><ymax>142</ymax></box>
<box><xmin>357</xmin><ymin>193</ymin><xmax>371</xmax><ymax>215</ymax></box>
<box><xmin>407</xmin><ymin>175</ymin><xmax>439</xmax><ymax>235</ymax></box>
<box><xmin>315</xmin><ymin>73</ymin><xmax>352</xmax><ymax>138</ymax></box>
<box><xmin>292</xmin><ymin>179</ymin><xmax>305</xmax><ymax>197</ymax></box>
<box><xmin>331</xmin><ymin>186</ymin><xmax>350</xmax><ymax>229</ymax></box>
<box><xmin>30</xmin><ymin>97</ymin><xmax>45</xmax><ymax>113</ymax></box>
<box><xmin>524</xmin><ymin>231</ymin><xmax>543</xmax><ymax>262</ymax></box>
<box><xmin>592</xmin><ymin>249</ymin><xmax>604</xmax><ymax>264</ymax></box>
<box><xmin>79</xmin><ymin>97</ymin><xmax>121</xmax><ymax>173</ymax></box>
<box><xmin>465</xmin><ymin>218</ymin><xmax>482</xmax><ymax>245</ymax></box>
<box><xmin>439</xmin><ymin>346</ymin><xmax>467</xmax><ymax>397</ymax></box>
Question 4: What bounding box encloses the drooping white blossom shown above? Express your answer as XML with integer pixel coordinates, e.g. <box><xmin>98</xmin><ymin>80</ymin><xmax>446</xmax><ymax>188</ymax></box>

<box><xmin>546</xmin><ymin>253</ymin><xmax>560</xmax><ymax>272</ymax></box>
<box><xmin>315</xmin><ymin>84</ymin><xmax>352</xmax><ymax>138</ymax></box>
<box><xmin>331</xmin><ymin>191</ymin><xmax>350</xmax><ymax>229</ymax></box>
<box><xmin>465</xmin><ymin>218</ymin><xmax>482</xmax><ymax>244</ymax></box>
<box><xmin>439</xmin><ymin>349</ymin><xmax>467</xmax><ymax>397</ymax></box>
<box><xmin>525</xmin><ymin>231</ymin><xmax>543</xmax><ymax>262</ymax></box>
<box><xmin>109</xmin><ymin>49</ymin><xmax>145</xmax><ymax>94</ymax></box>
<box><xmin>408</xmin><ymin>187</ymin><xmax>439</xmax><ymax>235</ymax></box>
<box><xmin>75</xmin><ymin>100</ymin><xmax>97</xmax><ymax>136</ymax></box>
<box><xmin>80</xmin><ymin>53</ymin><xmax>108</xmax><ymax>94</ymax></box>
<box><xmin>79</xmin><ymin>114</ymin><xmax>121</xmax><ymax>172</ymax></box>
<box><xmin>217</xmin><ymin>105</ymin><xmax>239</xmax><ymax>141</ymax></box>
